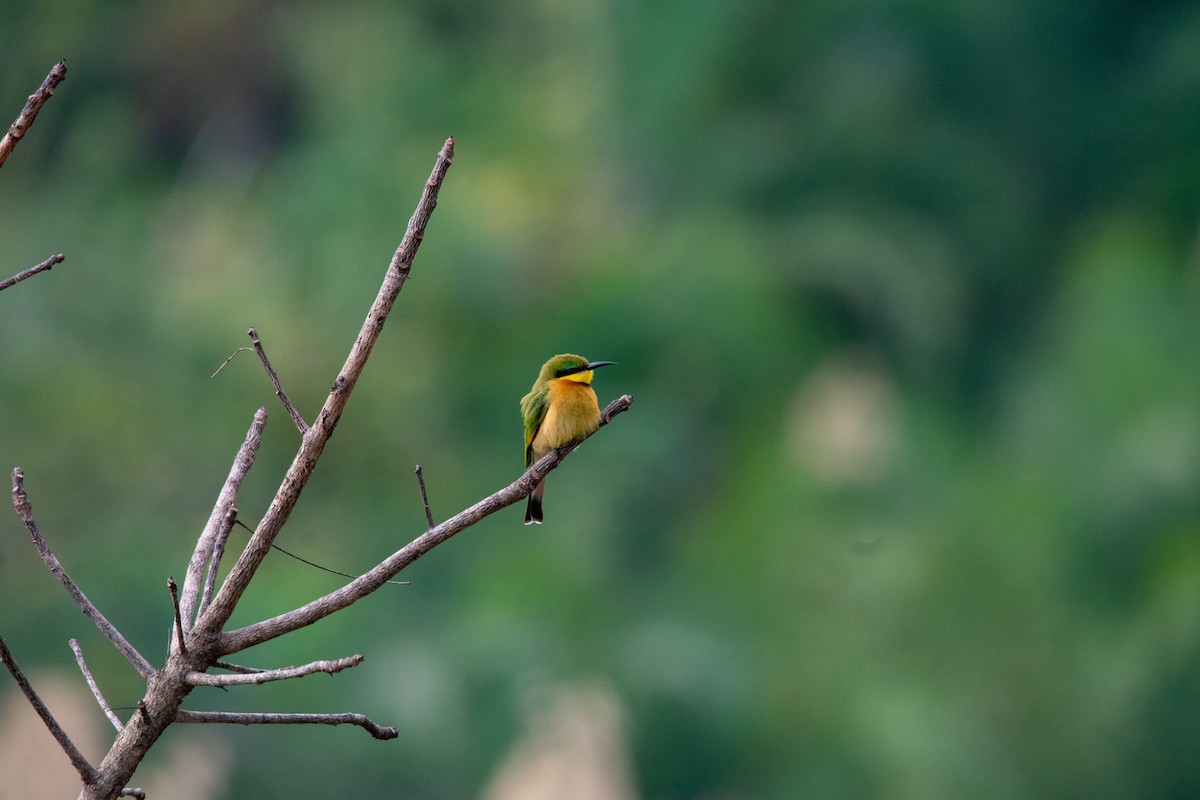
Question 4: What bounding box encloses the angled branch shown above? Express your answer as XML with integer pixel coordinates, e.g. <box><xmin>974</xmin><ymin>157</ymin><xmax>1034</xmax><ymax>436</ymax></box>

<box><xmin>0</xmin><ymin>252</ymin><xmax>66</xmax><ymax>293</ymax></box>
<box><xmin>219</xmin><ymin>394</ymin><xmax>634</xmax><ymax>655</ymax></box>
<box><xmin>187</xmin><ymin>654</ymin><xmax>363</xmax><ymax>687</ymax></box>
<box><xmin>179</xmin><ymin>408</ymin><xmax>267</xmax><ymax>634</ymax></box>
<box><xmin>11</xmin><ymin>468</ymin><xmax>156</xmax><ymax>679</ymax></box>
<box><xmin>70</xmin><ymin>639</ymin><xmax>123</xmax><ymax>732</ymax></box>
<box><xmin>176</xmin><ymin>709</ymin><xmax>397</xmax><ymax>740</ymax></box>
<box><xmin>248</xmin><ymin>327</ymin><xmax>308</xmax><ymax>432</ymax></box>
<box><xmin>0</xmin><ymin>634</ymin><xmax>99</xmax><ymax>784</ymax></box>
<box><xmin>194</xmin><ymin>136</ymin><xmax>455</xmax><ymax>640</ymax></box>
<box><xmin>0</xmin><ymin>58</ymin><xmax>67</xmax><ymax>169</ymax></box>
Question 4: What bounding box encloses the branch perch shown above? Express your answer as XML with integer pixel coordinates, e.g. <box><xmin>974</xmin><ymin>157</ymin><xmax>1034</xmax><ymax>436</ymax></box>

<box><xmin>0</xmin><ymin>58</ymin><xmax>67</xmax><ymax>169</ymax></box>
<box><xmin>11</xmin><ymin>468</ymin><xmax>155</xmax><ymax>679</ymax></box>
<box><xmin>219</xmin><ymin>394</ymin><xmax>634</xmax><ymax>655</ymax></box>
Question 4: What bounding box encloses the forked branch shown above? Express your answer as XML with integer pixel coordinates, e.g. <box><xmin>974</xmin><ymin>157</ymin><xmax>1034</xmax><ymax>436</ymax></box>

<box><xmin>193</xmin><ymin>136</ymin><xmax>455</xmax><ymax>640</ymax></box>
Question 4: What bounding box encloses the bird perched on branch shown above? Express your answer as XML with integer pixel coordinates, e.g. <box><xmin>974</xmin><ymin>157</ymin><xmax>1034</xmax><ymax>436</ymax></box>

<box><xmin>521</xmin><ymin>354</ymin><xmax>617</xmax><ymax>524</ymax></box>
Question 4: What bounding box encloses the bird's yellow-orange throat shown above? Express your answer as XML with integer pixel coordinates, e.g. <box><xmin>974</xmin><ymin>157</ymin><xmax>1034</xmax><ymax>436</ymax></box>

<box><xmin>530</xmin><ymin>378</ymin><xmax>601</xmax><ymax>458</ymax></box>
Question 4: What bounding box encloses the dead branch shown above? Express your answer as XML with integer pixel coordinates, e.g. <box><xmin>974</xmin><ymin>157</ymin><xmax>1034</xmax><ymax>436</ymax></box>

<box><xmin>186</xmin><ymin>654</ymin><xmax>363</xmax><ymax>687</ymax></box>
<box><xmin>192</xmin><ymin>136</ymin><xmax>455</xmax><ymax>641</ymax></box>
<box><xmin>198</xmin><ymin>507</ymin><xmax>238</xmax><ymax>619</ymax></box>
<box><xmin>248</xmin><ymin>326</ymin><xmax>309</xmax><ymax>432</ymax></box>
<box><xmin>0</xmin><ymin>634</ymin><xmax>99</xmax><ymax>784</ymax></box>
<box><xmin>175</xmin><ymin>710</ymin><xmax>398</xmax><ymax>740</ymax></box>
<box><xmin>178</xmin><ymin>408</ymin><xmax>267</xmax><ymax>633</ymax></box>
<box><xmin>69</xmin><ymin>639</ymin><xmax>124</xmax><ymax>732</ymax></box>
<box><xmin>11</xmin><ymin>468</ymin><xmax>155</xmax><ymax>679</ymax></box>
<box><xmin>0</xmin><ymin>59</ymin><xmax>67</xmax><ymax>169</ymax></box>
<box><xmin>218</xmin><ymin>394</ymin><xmax>635</xmax><ymax>656</ymax></box>
<box><xmin>0</xmin><ymin>252</ymin><xmax>66</xmax><ymax>292</ymax></box>
<box><xmin>167</xmin><ymin>578</ymin><xmax>186</xmax><ymax>656</ymax></box>
<box><xmin>5</xmin><ymin>135</ymin><xmax>637</xmax><ymax>799</ymax></box>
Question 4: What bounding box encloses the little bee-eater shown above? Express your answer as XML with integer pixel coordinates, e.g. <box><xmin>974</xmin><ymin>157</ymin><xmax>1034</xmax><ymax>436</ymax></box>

<box><xmin>521</xmin><ymin>353</ymin><xmax>616</xmax><ymax>524</ymax></box>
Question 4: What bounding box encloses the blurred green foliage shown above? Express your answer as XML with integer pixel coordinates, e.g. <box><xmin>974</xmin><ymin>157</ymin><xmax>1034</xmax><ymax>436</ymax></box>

<box><xmin>2</xmin><ymin>1</ymin><xmax>1199</xmax><ymax>798</ymax></box>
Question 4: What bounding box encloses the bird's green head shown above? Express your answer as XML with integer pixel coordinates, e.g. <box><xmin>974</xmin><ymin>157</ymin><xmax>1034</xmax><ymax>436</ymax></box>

<box><xmin>537</xmin><ymin>353</ymin><xmax>617</xmax><ymax>386</ymax></box>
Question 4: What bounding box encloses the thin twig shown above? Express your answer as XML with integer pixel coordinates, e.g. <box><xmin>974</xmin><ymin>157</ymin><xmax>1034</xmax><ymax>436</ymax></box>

<box><xmin>120</xmin><ymin>789</ymin><xmax>146</xmax><ymax>799</ymax></box>
<box><xmin>0</xmin><ymin>634</ymin><xmax>99</xmax><ymax>784</ymax></box>
<box><xmin>415</xmin><ymin>465</ymin><xmax>434</xmax><ymax>529</ymax></box>
<box><xmin>219</xmin><ymin>394</ymin><xmax>634</xmax><ymax>655</ymax></box>
<box><xmin>229</xmin><ymin>516</ymin><xmax>410</xmax><ymax>586</ymax></box>
<box><xmin>209</xmin><ymin>347</ymin><xmax>253</xmax><ymax>378</ymax></box>
<box><xmin>0</xmin><ymin>253</ymin><xmax>66</xmax><ymax>293</ymax></box>
<box><xmin>179</xmin><ymin>408</ymin><xmax>267</xmax><ymax>632</ymax></box>
<box><xmin>0</xmin><ymin>59</ymin><xmax>67</xmax><ymax>169</ymax></box>
<box><xmin>11</xmin><ymin>468</ymin><xmax>156</xmax><ymax>679</ymax></box>
<box><xmin>176</xmin><ymin>709</ymin><xmax>398</xmax><ymax>740</ymax></box>
<box><xmin>198</xmin><ymin>506</ymin><xmax>237</xmax><ymax>620</ymax></box>
<box><xmin>195</xmin><ymin>137</ymin><xmax>455</xmax><ymax>640</ymax></box>
<box><xmin>187</xmin><ymin>654</ymin><xmax>363</xmax><ymax>687</ymax></box>
<box><xmin>168</xmin><ymin>577</ymin><xmax>186</xmax><ymax>655</ymax></box>
<box><xmin>248</xmin><ymin>327</ymin><xmax>309</xmax><ymax>433</ymax></box>
<box><xmin>69</xmin><ymin>638</ymin><xmax>124</xmax><ymax>732</ymax></box>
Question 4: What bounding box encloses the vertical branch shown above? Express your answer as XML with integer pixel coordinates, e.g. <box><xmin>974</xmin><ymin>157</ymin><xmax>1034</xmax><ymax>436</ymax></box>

<box><xmin>195</xmin><ymin>136</ymin><xmax>455</xmax><ymax>638</ymax></box>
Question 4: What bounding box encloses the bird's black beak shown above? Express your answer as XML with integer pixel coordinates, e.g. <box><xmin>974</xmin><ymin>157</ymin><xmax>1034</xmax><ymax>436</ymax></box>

<box><xmin>586</xmin><ymin>360</ymin><xmax>617</xmax><ymax>370</ymax></box>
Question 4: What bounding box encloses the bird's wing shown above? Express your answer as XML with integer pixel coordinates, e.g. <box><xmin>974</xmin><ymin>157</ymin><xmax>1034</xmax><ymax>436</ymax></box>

<box><xmin>521</xmin><ymin>387</ymin><xmax>549</xmax><ymax>467</ymax></box>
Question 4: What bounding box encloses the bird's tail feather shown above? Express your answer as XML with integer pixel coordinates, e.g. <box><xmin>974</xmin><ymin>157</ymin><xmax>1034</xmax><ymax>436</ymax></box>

<box><xmin>525</xmin><ymin>479</ymin><xmax>545</xmax><ymax>525</ymax></box>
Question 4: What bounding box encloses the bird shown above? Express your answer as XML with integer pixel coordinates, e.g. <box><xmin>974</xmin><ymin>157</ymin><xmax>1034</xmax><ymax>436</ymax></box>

<box><xmin>520</xmin><ymin>353</ymin><xmax>616</xmax><ymax>524</ymax></box>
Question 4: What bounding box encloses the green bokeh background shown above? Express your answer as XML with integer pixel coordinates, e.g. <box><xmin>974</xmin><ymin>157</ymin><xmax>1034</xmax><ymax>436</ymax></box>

<box><xmin>3</xmin><ymin>1</ymin><xmax>1199</xmax><ymax>797</ymax></box>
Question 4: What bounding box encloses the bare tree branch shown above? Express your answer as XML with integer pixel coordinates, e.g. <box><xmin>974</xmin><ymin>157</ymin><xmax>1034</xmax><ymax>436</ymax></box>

<box><xmin>175</xmin><ymin>709</ymin><xmax>398</xmax><ymax>740</ymax></box>
<box><xmin>0</xmin><ymin>59</ymin><xmax>67</xmax><ymax>169</ymax></box>
<box><xmin>248</xmin><ymin>326</ymin><xmax>309</xmax><ymax>432</ymax></box>
<box><xmin>0</xmin><ymin>252</ymin><xmax>66</xmax><ymax>292</ymax></box>
<box><xmin>219</xmin><ymin>394</ymin><xmax>635</xmax><ymax>655</ymax></box>
<box><xmin>198</xmin><ymin>507</ymin><xmax>237</xmax><ymax>620</ymax></box>
<box><xmin>69</xmin><ymin>639</ymin><xmax>124</xmax><ymax>732</ymax></box>
<box><xmin>179</xmin><ymin>408</ymin><xmax>267</xmax><ymax>633</ymax></box>
<box><xmin>119</xmin><ymin>790</ymin><xmax>145</xmax><ymax>799</ymax></box>
<box><xmin>193</xmin><ymin>136</ymin><xmax>455</xmax><ymax>641</ymax></box>
<box><xmin>167</xmin><ymin>578</ymin><xmax>186</xmax><ymax>656</ymax></box>
<box><xmin>415</xmin><ymin>464</ymin><xmax>434</xmax><ymax>529</ymax></box>
<box><xmin>0</xmin><ymin>634</ymin><xmax>99</xmax><ymax>784</ymax></box>
<box><xmin>187</xmin><ymin>654</ymin><xmax>363</xmax><ymax>687</ymax></box>
<box><xmin>11</xmin><ymin>468</ymin><xmax>156</xmax><ymax>679</ymax></box>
